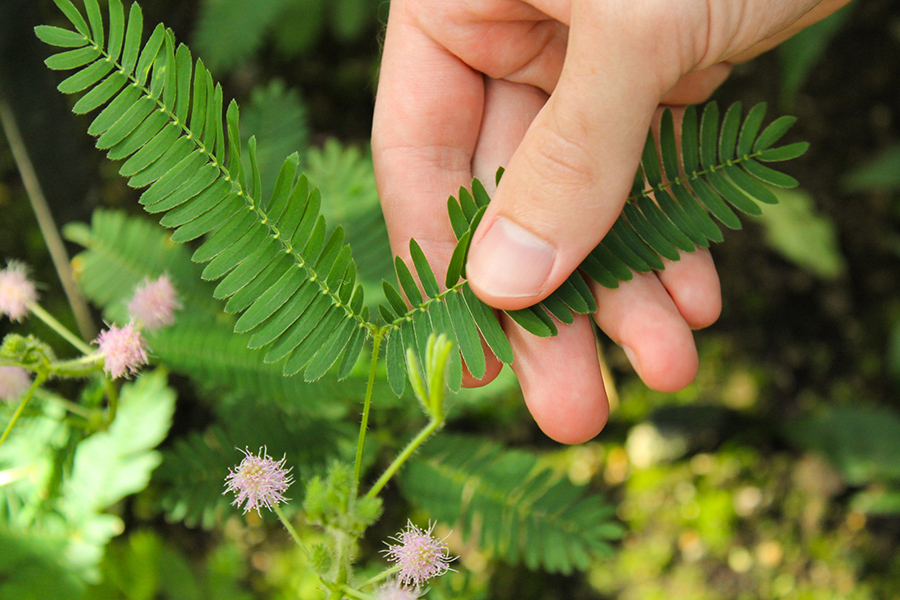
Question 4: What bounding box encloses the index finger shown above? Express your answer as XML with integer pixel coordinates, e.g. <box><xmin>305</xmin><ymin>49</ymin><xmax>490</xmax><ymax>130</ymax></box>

<box><xmin>371</xmin><ymin>4</ymin><xmax>484</xmax><ymax>269</ymax></box>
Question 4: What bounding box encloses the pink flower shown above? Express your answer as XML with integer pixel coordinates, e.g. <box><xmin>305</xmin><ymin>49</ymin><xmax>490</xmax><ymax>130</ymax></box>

<box><xmin>0</xmin><ymin>366</ymin><xmax>31</xmax><ymax>402</ymax></box>
<box><xmin>95</xmin><ymin>323</ymin><xmax>149</xmax><ymax>379</ymax></box>
<box><xmin>0</xmin><ymin>261</ymin><xmax>38</xmax><ymax>322</ymax></box>
<box><xmin>383</xmin><ymin>520</ymin><xmax>455</xmax><ymax>587</ymax></box>
<box><xmin>224</xmin><ymin>447</ymin><xmax>293</xmax><ymax>514</ymax></box>
<box><xmin>127</xmin><ymin>274</ymin><xmax>181</xmax><ymax>331</ymax></box>
<box><xmin>375</xmin><ymin>580</ymin><xmax>421</xmax><ymax>600</ymax></box>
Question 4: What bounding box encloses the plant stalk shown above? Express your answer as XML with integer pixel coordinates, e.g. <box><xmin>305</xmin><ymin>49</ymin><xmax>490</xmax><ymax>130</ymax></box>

<box><xmin>353</xmin><ymin>328</ymin><xmax>384</xmax><ymax>489</ymax></box>
<box><xmin>0</xmin><ymin>372</ymin><xmax>47</xmax><ymax>448</ymax></box>
<box><xmin>272</xmin><ymin>504</ymin><xmax>311</xmax><ymax>559</ymax></box>
<box><xmin>0</xmin><ymin>94</ymin><xmax>96</xmax><ymax>342</ymax></box>
<box><xmin>366</xmin><ymin>416</ymin><xmax>442</xmax><ymax>500</ymax></box>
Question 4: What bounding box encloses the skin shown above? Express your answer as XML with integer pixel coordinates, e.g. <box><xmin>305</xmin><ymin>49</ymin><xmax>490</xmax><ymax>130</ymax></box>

<box><xmin>372</xmin><ymin>0</ymin><xmax>852</xmax><ymax>444</ymax></box>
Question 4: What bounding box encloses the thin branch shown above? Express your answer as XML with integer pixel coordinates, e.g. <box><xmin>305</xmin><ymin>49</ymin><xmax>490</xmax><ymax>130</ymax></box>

<box><xmin>0</xmin><ymin>91</ymin><xmax>96</xmax><ymax>342</ymax></box>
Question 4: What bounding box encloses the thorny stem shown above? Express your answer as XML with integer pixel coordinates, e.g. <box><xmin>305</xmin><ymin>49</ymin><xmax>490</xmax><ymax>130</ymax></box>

<box><xmin>0</xmin><ymin>94</ymin><xmax>96</xmax><ymax>342</ymax></box>
<box><xmin>354</xmin><ymin>328</ymin><xmax>384</xmax><ymax>490</ymax></box>
<box><xmin>0</xmin><ymin>371</ymin><xmax>47</xmax><ymax>448</ymax></box>
<box><xmin>272</xmin><ymin>503</ymin><xmax>311</xmax><ymax>559</ymax></box>
<box><xmin>366</xmin><ymin>416</ymin><xmax>443</xmax><ymax>500</ymax></box>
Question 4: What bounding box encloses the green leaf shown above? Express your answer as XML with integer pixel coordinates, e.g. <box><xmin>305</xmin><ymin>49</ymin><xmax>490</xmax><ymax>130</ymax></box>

<box><xmin>57</xmin><ymin>59</ymin><xmax>115</xmax><ymax>93</ymax></box>
<box><xmin>742</xmin><ymin>159</ymin><xmax>799</xmax><ymax>188</ymax></box>
<box><xmin>400</xmin><ymin>434</ymin><xmax>623</xmax><ymax>574</ymax></box>
<box><xmin>784</xmin><ymin>405</ymin><xmax>900</xmax><ymax>484</ymax></box>
<box><xmin>757</xmin><ymin>142</ymin><xmax>810</xmax><ymax>162</ymax></box>
<box><xmin>106</xmin><ymin>0</ymin><xmax>125</xmax><ymax>63</ymax></box>
<box><xmin>736</xmin><ymin>102</ymin><xmax>767</xmax><ymax>158</ymax></box>
<box><xmin>753</xmin><ymin>115</ymin><xmax>798</xmax><ymax>152</ymax></box>
<box><xmin>409</xmin><ymin>239</ymin><xmax>440</xmax><ymax>299</ymax></box>
<box><xmin>462</xmin><ymin>285</ymin><xmax>513</xmax><ymax>364</ymax></box>
<box><xmin>44</xmin><ymin>45</ymin><xmax>100</xmax><ymax>70</ymax></box>
<box><xmin>34</xmin><ymin>24</ymin><xmax>89</xmax><ymax>48</ymax></box>
<box><xmin>53</xmin><ymin>0</ymin><xmax>91</xmax><ymax>37</ymax></box>
<box><xmin>121</xmin><ymin>2</ymin><xmax>143</xmax><ymax>73</ymax></box>
<box><xmin>71</xmin><ymin>71</ymin><xmax>128</xmax><ymax>114</ymax></box>
<box><xmin>841</xmin><ymin>144</ymin><xmax>900</xmax><ymax>192</ymax></box>
<box><xmin>755</xmin><ymin>186</ymin><xmax>846</xmax><ymax>280</ymax></box>
<box><xmin>395</xmin><ymin>256</ymin><xmax>423</xmax><ymax>307</ymax></box>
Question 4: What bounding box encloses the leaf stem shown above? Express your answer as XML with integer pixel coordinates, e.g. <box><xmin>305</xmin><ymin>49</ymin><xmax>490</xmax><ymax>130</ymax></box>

<box><xmin>29</xmin><ymin>303</ymin><xmax>94</xmax><ymax>355</ymax></box>
<box><xmin>0</xmin><ymin>371</ymin><xmax>47</xmax><ymax>448</ymax></box>
<box><xmin>366</xmin><ymin>416</ymin><xmax>442</xmax><ymax>500</ymax></box>
<box><xmin>354</xmin><ymin>328</ymin><xmax>384</xmax><ymax>489</ymax></box>
<box><xmin>272</xmin><ymin>503</ymin><xmax>311</xmax><ymax>559</ymax></box>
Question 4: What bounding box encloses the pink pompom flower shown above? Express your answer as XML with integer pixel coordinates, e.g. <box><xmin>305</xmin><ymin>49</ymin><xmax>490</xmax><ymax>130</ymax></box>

<box><xmin>383</xmin><ymin>520</ymin><xmax>455</xmax><ymax>588</ymax></box>
<box><xmin>224</xmin><ymin>447</ymin><xmax>293</xmax><ymax>515</ymax></box>
<box><xmin>0</xmin><ymin>366</ymin><xmax>31</xmax><ymax>402</ymax></box>
<box><xmin>95</xmin><ymin>323</ymin><xmax>149</xmax><ymax>379</ymax></box>
<box><xmin>0</xmin><ymin>261</ymin><xmax>38</xmax><ymax>322</ymax></box>
<box><xmin>127</xmin><ymin>274</ymin><xmax>181</xmax><ymax>331</ymax></box>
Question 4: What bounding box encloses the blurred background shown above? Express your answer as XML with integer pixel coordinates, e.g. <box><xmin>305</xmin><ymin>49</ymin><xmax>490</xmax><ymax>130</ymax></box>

<box><xmin>1</xmin><ymin>0</ymin><xmax>900</xmax><ymax>598</ymax></box>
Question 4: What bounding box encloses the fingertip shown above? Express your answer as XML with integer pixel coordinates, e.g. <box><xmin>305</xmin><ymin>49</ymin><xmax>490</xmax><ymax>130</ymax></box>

<box><xmin>593</xmin><ymin>272</ymin><xmax>700</xmax><ymax>394</ymax></box>
<box><xmin>466</xmin><ymin>215</ymin><xmax>558</xmax><ymax>310</ymax></box>
<box><xmin>506</xmin><ymin>314</ymin><xmax>610</xmax><ymax>444</ymax></box>
<box><xmin>461</xmin><ymin>340</ymin><xmax>504</xmax><ymax>388</ymax></box>
<box><xmin>656</xmin><ymin>249</ymin><xmax>722</xmax><ymax>330</ymax></box>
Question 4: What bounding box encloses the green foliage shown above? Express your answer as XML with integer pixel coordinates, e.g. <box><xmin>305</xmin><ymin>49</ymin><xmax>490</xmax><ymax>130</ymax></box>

<box><xmin>41</xmin><ymin>0</ymin><xmax>808</xmax><ymax>400</ymax></box>
<box><xmin>156</xmin><ymin>400</ymin><xmax>351</xmax><ymax>529</ymax></box>
<box><xmin>240</xmin><ymin>80</ymin><xmax>310</xmax><ymax>200</ymax></box>
<box><xmin>42</xmin><ymin>0</ymin><xmax>372</xmax><ymax>384</ymax></box>
<box><xmin>784</xmin><ymin>404</ymin><xmax>900</xmax><ymax>485</ymax></box>
<box><xmin>87</xmin><ymin>529</ymin><xmax>254</xmax><ymax>600</ymax></box>
<box><xmin>193</xmin><ymin>0</ymin><xmax>293</xmax><ymax>74</ymax></box>
<box><xmin>194</xmin><ymin>0</ymin><xmax>381</xmax><ymax>74</ymax></box>
<box><xmin>304</xmin><ymin>462</ymin><xmax>383</xmax><ymax>537</ymax></box>
<box><xmin>399</xmin><ymin>434</ymin><xmax>624</xmax><ymax>575</ymax></box>
<box><xmin>0</xmin><ymin>529</ymin><xmax>83</xmax><ymax>600</ymax></box>
<box><xmin>0</xmin><ymin>370</ymin><xmax>175</xmax><ymax>581</ymax></box>
<box><xmin>755</xmin><ymin>186</ymin><xmax>847</xmax><ymax>279</ymax></box>
<box><xmin>66</xmin><ymin>210</ymin><xmax>382</xmax><ymax>419</ymax></box>
<box><xmin>842</xmin><ymin>144</ymin><xmax>900</xmax><ymax>192</ymax></box>
<box><xmin>381</xmin><ymin>101</ymin><xmax>808</xmax><ymax>391</ymax></box>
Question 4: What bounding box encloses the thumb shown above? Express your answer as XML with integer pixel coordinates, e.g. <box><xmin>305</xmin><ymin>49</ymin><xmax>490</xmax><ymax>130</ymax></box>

<box><xmin>464</xmin><ymin>5</ymin><xmax>687</xmax><ymax>310</ymax></box>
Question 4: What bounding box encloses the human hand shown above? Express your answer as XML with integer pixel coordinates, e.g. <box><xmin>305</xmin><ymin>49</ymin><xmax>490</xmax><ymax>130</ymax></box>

<box><xmin>372</xmin><ymin>0</ymin><xmax>851</xmax><ymax>443</ymax></box>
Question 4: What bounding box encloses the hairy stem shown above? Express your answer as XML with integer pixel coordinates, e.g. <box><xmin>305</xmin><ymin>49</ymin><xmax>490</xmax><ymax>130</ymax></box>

<box><xmin>366</xmin><ymin>416</ymin><xmax>442</xmax><ymax>500</ymax></box>
<box><xmin>354</xmin><ymin>328</ymin><xmax>384</xmax><ymax>489</ymax></box>
<box><xmin>272</xmin><ymin>503</ymin><xmax>311</xmax><ymax>559</ymax></box>
<box><xmin>360</xmin><ymin>565</ymin><xmax>401</xmax><ymax>589</ymax></box>
<box><xmin>29</xmin><ymin>303</ymin><xmax>94</xmax><ymax>355</ymax></box>
<box><xmin>340</xmin><ymin>585</ymin><xmax>376</xmax><ymax>600</ymax></box>
<box><xmin>0</xmin><ymin>94</ymin><xmax>96</xmax><ymax>342</ymax></box>
<box><xmin>0</xmin><ymin>372</ymin><xmax>47</xmax><ymax>448</ymax></box>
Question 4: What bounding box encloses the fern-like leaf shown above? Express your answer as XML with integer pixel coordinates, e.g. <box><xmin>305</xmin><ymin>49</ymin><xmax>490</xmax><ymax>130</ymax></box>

<box><xmin>378</xmin><ymin>101</ymin><xmax>807</xmax><ymax>387</ymax></box>
<box><xmin>399</xmin><ymin>434</ymin><xmax>623</xmax><ymax>574</ymax></box>
<box><xmin>40</xmin><ymin>0</ymin><xmax>372</xmax><ymax>382</ymax></box>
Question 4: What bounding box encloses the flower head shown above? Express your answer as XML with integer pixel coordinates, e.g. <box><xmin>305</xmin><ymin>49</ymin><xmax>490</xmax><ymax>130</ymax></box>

<box><xmin>127</xmin><ymin>274</ymin><xmax>181</xmax><ymax>330</ymax></box>
<box><xmin>224</xmin><ymin>446</ymin><xmax>293</xmax><ymax>514</ymax></box>
<box><xmin>95</xmin><ymin>323</ymin><xmax>149</xmax><ymax>379</ymax></box>
<box><xmin>383</xmin><ymin>520</ymin><xmax>455</xmax><ymax>587</ymax></box>
<box><xmin>0</xmin><ymin>366</ymin><xmax>31</xmax><ymax>402</ymax></box>
<box><xmin>0</xmin><ymin>261</ymin><xmax>38</xmax><ymax>322</ymax></box>
<box><xmin>375</xmin><ymin>580</ymin><xmax>421</xmax><ymax>600</ymax></box>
